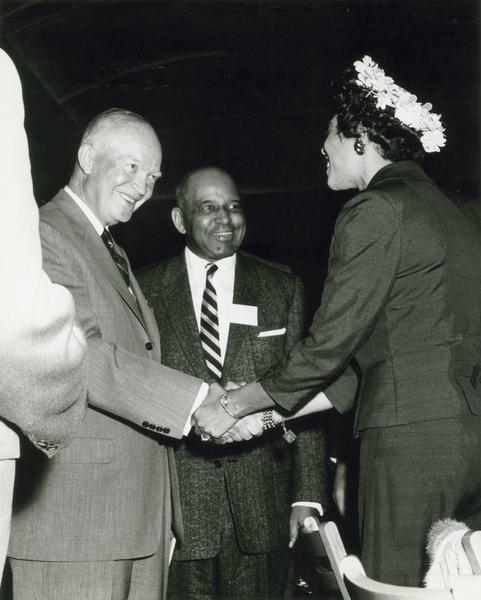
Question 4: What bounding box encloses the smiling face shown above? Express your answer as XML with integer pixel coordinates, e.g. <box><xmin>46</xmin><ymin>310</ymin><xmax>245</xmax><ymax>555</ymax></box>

<box><xmin>322</xmin><ymin>115</ymin><xmax>362</xmax><ymax>191</ymax></box>
<box><xmin>172</xmin><ymin>168</ymin><xmax>246</xmax><ymax>261</ymax></box>
<box><xmin>80</xmin><ymin>120</ymin><xmax>162</xmax><ymax>226</ymax></box>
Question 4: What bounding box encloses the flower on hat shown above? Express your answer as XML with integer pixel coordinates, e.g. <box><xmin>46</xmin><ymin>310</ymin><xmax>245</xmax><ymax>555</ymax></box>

<box><xmin>353</xmin><ymin>56</ymin><xmax>446</xmax><ymax>153</ymax></box>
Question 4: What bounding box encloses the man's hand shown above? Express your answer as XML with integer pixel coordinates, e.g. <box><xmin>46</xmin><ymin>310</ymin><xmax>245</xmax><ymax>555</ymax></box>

<box><xmin>288</xmin><ymin>505</ymin><xmax>321</xmax><ymax>548</ymax></box>
<box><xmin>214</xmin><ymin>412</ymin><xmax>264</xmax><ymax>443</ymax></box>
<box><xmin>332</xmin><ymin>460</ymin><xmax>347</xmax><ymax>516</ymax></box>
<box><xmin>192</xmin><ymin>382</ymin><xmax>236</xmax><ymax>439</ymax></box>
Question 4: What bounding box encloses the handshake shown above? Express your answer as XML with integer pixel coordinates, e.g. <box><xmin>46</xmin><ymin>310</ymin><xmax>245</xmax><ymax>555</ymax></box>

<box><xmin>191</xmin><ymin>380</ymin><xmax>282</xmax><ymax>444</ymax></box>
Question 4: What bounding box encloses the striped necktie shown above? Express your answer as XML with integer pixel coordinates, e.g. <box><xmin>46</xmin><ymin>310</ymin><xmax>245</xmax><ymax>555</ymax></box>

<box><xmin>200</xmin><ymin>263</ymin><xmax>223</xmax><ymax>381</ymax></box>
<box><xmin>101</xmin><ymin>229</ymin><xmax>130</xmax><ymax>288</ymax></box>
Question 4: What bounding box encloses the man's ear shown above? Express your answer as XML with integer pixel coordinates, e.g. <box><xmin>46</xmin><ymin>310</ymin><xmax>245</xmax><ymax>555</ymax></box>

<box><xmin>77</xmin><ymin>143</ymin><xmax>95</xmax><ymax>175</ymax></box>
<box><xmin>171</xmin><ymin>207</ymin><xmax>186</xmax><ymax>234</ymax></box>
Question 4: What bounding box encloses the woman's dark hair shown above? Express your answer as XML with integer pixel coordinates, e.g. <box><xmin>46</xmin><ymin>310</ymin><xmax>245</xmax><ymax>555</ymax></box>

<box><xmin>331</xmin><ymin>68</ymin><xmax>426</xmax><ymax>162</ymax></box>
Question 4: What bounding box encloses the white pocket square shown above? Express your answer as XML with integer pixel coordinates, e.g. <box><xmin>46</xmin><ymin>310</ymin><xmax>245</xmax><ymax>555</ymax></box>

<box><xmin>257</xmin><ymin>327</ymin><xmax>286</xmax><ymax>338</ymax></box>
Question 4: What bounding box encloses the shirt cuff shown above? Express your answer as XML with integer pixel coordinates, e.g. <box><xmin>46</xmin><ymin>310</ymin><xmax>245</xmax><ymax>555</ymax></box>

<box><xmin>183</xmin><ymin>382</ymin><xmax>209</xmax><ymax>436</ymax></box>
<box><xmin>291</xmin><ymin>501</ymin><xmax>324</xmax><ymax>517</ymax></box>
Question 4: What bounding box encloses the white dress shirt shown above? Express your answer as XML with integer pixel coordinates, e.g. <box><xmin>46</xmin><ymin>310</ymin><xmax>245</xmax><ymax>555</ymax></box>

<box><xmin>185</xmin><ymin>246</ymin><xmax>236</xmax><ymax>363</ymax></box>
<box><xmin>64</xmin><ymin>185</ymin><xmax>104</xmax><ymax>234</ymax></box>
<box><xmin>65</xmin><ymin>185</ymin><xmax>140</xmax><ymax>298</ymax></box>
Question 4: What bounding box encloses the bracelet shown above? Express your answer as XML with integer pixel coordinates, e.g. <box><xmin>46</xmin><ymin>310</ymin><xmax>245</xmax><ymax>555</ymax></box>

<box><xmin>281</xmin><ymin>420</ymin><xmax>297</xmax><ymax>443</ymax></box>
<box><xmin>261</xmin><ymin>409</ymin><xmax>276</xmax><ymax>431</ymax></box>
<box><xmin>220</xmin><ymin>392</ymin><xmax>239</xmax><ymax>419</ymax></box>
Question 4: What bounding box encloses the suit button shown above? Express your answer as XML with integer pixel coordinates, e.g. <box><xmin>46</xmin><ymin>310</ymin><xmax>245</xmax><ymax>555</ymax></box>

<box><xmin>145</xmin><ymin>341</ymin><xmax>154</xmax><ymax>351</ymax></box>
<box><xmin>163</xmin><ymin>427</ymin><xmax>170</xmax><ymax>434</ymax></box>
<box><xmin>37</xmin><ymin>440</ymin><xmax>59</xmax><ymax>452</ymax></box>
<box><xmin>214</xmin><ymin>459</ymin><xmax>222</xmax><ymax>468</ymax></box>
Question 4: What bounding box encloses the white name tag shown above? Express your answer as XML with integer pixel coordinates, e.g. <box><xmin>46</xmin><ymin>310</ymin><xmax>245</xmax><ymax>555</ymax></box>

<box><xmin>230</xmin><ymin>303</ymin><xmax>258</xmax><ymax>326</ymax></box>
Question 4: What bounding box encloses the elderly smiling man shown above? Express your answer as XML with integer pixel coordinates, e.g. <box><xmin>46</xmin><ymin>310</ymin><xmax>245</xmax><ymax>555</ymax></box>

<box><xmin>138</xmin><ymin>166</ymin><xmax>329</xmax><ymax>600</ymax></box>
<box><xmin>8</xmin><ymin>109</ymin><xmax>207</xmax><ymax>600</ymax></box>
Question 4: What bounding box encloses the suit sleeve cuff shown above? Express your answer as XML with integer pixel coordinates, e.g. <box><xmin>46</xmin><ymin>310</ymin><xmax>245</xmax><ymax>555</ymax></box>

<box><xmin>182</xmin><ymin>382</ymin><xmax>209</xmax><ymax>436</ymax></box>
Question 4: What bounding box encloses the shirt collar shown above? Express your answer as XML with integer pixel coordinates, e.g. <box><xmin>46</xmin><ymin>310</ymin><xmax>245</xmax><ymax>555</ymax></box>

<box><xmin>64</xmin><ymin>185</ymin><xmax>105</xmax><ymax>235</ymax></box>
<box><xmin>184</xmin><ymin>246</ymin><xmax>236</xmax><ymax>279</ymax></box>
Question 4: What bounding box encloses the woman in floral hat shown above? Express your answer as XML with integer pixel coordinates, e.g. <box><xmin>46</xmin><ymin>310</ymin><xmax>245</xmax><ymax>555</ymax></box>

<box><xmin>193</xmin><ymin>55</ymin><xmax>481</xmax><ymax>587</ymax></box>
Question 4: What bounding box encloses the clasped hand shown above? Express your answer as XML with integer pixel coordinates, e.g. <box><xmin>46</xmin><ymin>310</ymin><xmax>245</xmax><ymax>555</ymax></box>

<box><xmin>191</xmin><ymin>381</ymin><xmax>264</xmax><ymax>443</ymax></box>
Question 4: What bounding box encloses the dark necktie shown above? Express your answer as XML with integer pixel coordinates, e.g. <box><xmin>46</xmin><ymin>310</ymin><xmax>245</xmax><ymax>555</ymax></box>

<box><xmin>101</xmin><ymin>229</ymin><xmax>130</xmax><ymax>288</ymax></box>
<box><xmin>199</xmin><ymin>264</ymin><xmax>223</xmax><ymax>381</ymax></box>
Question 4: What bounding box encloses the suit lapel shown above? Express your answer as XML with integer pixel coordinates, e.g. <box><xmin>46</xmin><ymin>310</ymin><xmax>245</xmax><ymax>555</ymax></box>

<box><xmin>159</xmin><ymin>256</ymin><xmax>211</xmax><ymax>379</ymax></box>
<box><xmin>52</xmin><ymin>191</ymin><xmax>149</xmax><ymax>336</ymax></box>
<box><xmin>130</xmin><ymin>274</ymin><xmax>161</xmax><ymax>356</ymax></box>
<box><xmin>222</xmin><ymin>253</ymin><xmax>257</xmax><ymax>379</ymax></box>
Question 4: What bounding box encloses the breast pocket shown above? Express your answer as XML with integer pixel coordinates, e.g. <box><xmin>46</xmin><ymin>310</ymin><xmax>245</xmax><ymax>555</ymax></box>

<box><xmin>251</xmin><ymin>324</ymin><xmax>288</xmax><ymax>376</ymax></box>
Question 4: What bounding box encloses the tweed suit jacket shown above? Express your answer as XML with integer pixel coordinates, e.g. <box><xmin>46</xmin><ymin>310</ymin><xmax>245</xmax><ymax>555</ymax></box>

<box><xmin>138</xmin><ymin>251</ymin><xmax>329</xmax><ymax>560</ymax></box>
<box><xmin>9</xmin><ymin>190</ymin><xmax>204</xmax><ymax>562</ymax></box>
<box><xmin>262</xmin><ymin>161</ymin><xmax>481</xmax><ymax>431</ymax></box>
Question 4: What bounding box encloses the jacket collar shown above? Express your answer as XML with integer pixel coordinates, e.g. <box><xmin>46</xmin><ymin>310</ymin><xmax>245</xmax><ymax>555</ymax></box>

<box><xmin>50</xmin><ymin>189</ymin><xmax>148</xmax><ymax>333</ymax></box>
<box><xmin>159</xmin><ymin>254</ymin><xmax>210</xmax><ymax>379</ymax></box>
<box><xmin>158</xmin><ymin>251</ymin><xmax>257</xmax><ymax>382</ymax></box>
<box><xmin>222</xmin><ymin>252</ymin><xmax>257</xmax><ymax>379</ymax></box>
<box><xmin>367</xmin><ymin>160</ymin><xmax>433</xmax><ymax>189</ymax></box>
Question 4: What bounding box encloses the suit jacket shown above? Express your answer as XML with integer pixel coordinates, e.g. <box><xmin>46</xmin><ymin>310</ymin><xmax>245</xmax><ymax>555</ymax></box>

<box><xmin>262</xmin><ymin>161</ymin><xmax>481</xmax><ymax>431</ymax></box>
<box><xmin>138</xmin><ymin>251</ymin><xmax>328</xmax><ymax>559</ymax></box>
<box><xmin>0</xmin><ymin>50</ymin><xmax>86</xmax><ymax>457</ymax></box>
<box><xmin>9</xmin><ymin>190</ymin><xmax>204</xmax><ymax>562</ymax></box>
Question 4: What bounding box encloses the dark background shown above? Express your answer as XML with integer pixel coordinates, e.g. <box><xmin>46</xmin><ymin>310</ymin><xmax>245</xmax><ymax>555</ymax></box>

<box><xmin>1</xmin><ymin>0</ymin><xmax>480</xmax><ymax>313</ymax></box>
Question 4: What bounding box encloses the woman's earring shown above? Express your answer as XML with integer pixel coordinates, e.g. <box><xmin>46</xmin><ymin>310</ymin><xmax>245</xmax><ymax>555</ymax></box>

<box><xmin>354</xmin><ymin>139</ymin><xmax>365</xmax><ymax>155</ymax></box>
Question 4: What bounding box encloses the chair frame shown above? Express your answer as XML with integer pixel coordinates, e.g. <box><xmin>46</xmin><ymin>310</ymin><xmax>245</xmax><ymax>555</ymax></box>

<box><xmin>318</xmin><ymin>521</ymin><xmax>481</xmax><ymax>600</ymax></box>
<box><xmin>340</xmin><ymin>554</ymin><xmax>454</xmax><ymax>599</ymax></box>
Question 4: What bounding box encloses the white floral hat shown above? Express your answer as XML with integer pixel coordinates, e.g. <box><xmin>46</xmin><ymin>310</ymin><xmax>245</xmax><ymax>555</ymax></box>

<box><xmin>353</xmin><ymin>56</ymin><xmax>446</xmax><ymax>153</ymax></box>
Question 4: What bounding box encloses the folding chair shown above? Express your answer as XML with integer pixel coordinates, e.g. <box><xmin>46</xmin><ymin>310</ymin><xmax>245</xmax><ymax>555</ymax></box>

<box><xmin>340</xmin><ymin>554</ymin><xmax>462</xmax><ymax>599</ymax></box>
<box><xmin>461</xmin><ymin>530</ymin><xmax>481</xmax><ymax>575</ymax></box>
<box><xmin>318</xmin><ymin>521</ymin><xmax>481</xmax><ymax>600</ymax></box>
<box><xmin>317</xmin><ymin>519</ymin><xmax>350</xmax><ymax>600</ymax></box>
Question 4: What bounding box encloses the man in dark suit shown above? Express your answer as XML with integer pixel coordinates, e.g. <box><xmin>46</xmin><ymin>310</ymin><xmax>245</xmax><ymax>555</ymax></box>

<box><xmin>137</xmin><ymin>166</ymin><xmax>329</xmax><ymax>600</ymax></box>
<box><xmin>8</xmin><ymin>109</ymin><xmax>206</xmax><ymax>600</ymax></box>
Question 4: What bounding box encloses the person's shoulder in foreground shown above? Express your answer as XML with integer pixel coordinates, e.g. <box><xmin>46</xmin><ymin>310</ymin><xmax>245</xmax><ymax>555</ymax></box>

<box><xmin>0</xmin><ymin>48</ymin><xmax>87</xmax><ymax>454</ymax></box>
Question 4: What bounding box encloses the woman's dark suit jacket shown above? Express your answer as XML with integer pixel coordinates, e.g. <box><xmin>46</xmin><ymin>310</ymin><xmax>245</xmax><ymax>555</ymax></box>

<box><xmin>262</xmin><ymin>160</ymin><xmax>481</xmax><ymax>432</ymax></box>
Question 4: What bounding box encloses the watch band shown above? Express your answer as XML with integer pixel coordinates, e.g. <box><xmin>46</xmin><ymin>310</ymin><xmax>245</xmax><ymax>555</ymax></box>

<box><xmin>219</xmin><ymin>392</ymin><xmax>239</xmax><ymax>419</ymax></box>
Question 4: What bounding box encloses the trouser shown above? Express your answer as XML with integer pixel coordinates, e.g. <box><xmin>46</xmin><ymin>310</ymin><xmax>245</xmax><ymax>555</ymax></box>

<box><xmin>359</xmin><ymin>417</ymin><xmax>481</xmax><ymax>586</ymax></box>
<box><xmin>167</xmin><ymin>477</ymin><xmax>289</xmax><ymax>600</ymax></box>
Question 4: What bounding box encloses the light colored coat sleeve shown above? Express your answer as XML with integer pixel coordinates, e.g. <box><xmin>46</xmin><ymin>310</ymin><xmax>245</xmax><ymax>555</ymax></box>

<box><xmin>0</xmin><ymin>49</ymin><xmax>87</xmax><ymax>455</ymax></box>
